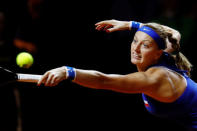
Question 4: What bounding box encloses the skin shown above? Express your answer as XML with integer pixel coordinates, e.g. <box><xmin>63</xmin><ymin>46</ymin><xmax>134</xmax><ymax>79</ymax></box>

<box><xmin>95</xmin><ymin>19</ymin><xmax>181</xmax><ymax>53</ymax></box>
<box><xmin>37</xmin><ymin>29</ymin><xmax>186</xmax><ymax>103</ymax></box>
<box><xmin>131</xmin><ymin>31</ymin><xmax>163</xmax><ymax>71</ymax></box>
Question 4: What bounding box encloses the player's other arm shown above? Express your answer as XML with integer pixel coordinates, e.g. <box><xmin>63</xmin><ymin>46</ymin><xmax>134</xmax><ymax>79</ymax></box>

<box><xmin>95</xmin><ymin>19</ymin><xmax>180</xmax><ymax>53</ymax></box>
<box><xmin>95</xmin><ymin>19</ymin><xmax>180</xmax><ymax>39</ymax></box>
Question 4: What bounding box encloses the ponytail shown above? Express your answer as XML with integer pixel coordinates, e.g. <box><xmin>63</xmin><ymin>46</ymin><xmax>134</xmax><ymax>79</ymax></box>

<box><xmin>167</xmin><ymin>32</ymin><xmax>193</xmax><ymax>76</ymax></box>
<box><xmin>174</xmin><ymin>52</ymin><xmax>192</xmax><ymax>76</ymax></box>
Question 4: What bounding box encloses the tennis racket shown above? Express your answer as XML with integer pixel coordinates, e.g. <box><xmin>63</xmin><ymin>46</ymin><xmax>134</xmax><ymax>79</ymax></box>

<box><xmin>0</xmin><ymin>66</ymin><xmax>41</xmax><ymax>84</ymax></box>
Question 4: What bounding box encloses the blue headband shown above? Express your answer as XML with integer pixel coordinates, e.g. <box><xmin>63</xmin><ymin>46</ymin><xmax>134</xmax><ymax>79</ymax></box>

<box><xmin>137</xmin><ymin>26</ymin><xmax>165</xmax><ymax>49</ymax></box>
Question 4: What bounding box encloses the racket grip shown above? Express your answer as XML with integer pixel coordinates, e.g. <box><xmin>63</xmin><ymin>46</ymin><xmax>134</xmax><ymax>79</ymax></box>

<box><xmin>17</xmin><ymin>73</ymin><xmax>42</xmax><ymax>83</ymax></box>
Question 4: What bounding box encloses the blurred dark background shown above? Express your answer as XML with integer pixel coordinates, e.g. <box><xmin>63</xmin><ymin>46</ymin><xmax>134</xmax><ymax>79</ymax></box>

<box><xmin>0</xmin><ymin>0</ymin><xmax>197</xmax><ymax>130</ymax></box>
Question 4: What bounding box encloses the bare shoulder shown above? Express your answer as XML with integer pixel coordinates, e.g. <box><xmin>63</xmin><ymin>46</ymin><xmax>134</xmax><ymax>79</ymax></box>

<box><xmin>144</xmin><ymin>67</ymin><xmax>172</xmax><ymax>91</ymax></box>
<box><xmin>144</xmin><ymin>67</ymin><xmax>186</xmax><ymax>102</ymax></box>
<box><xmin>145</xmin><ymin>67</ymin><xmax>169</xmax><ymax>80</ymax></box>
<box><xmin>146</xmin><ymin>67</ymin><xmax>185</xmax><ymax>81</ymax></box>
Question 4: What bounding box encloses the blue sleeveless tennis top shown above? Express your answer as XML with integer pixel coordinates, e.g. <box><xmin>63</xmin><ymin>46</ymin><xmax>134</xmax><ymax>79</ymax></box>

<box><xmin>142</xmin><ymin>52</ymin><xmax>197</xmax><ymax>130</ymax></box>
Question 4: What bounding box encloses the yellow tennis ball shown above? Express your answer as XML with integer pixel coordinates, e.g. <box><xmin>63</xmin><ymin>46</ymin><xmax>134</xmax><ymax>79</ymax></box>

<box><xmin>16</xmin><ymin>52</ymin><xmax>34</xmax><ymax>68</ymax></box>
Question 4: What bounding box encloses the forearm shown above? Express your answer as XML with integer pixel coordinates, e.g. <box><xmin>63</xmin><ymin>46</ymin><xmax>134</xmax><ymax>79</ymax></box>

<box><xmin>73</xmin><ymin>69</ymin><xmax>123</xmax><ymax>90</ymax></box>
<box><xmin>162</xmin><ymin>25</ymin><xmax>181</xmax><ymax>42</ymax></box>
<box><xmin>130</xmin><ymin>21</ymin><xmax>180</xmax><ymax>41</ymax></box>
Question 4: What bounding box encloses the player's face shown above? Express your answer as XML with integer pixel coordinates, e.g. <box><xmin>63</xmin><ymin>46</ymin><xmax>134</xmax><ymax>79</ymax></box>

<box><xmin>131</xmin><ymin>31</ymin><xmax>163</xmax><ymax>70</ymax></box>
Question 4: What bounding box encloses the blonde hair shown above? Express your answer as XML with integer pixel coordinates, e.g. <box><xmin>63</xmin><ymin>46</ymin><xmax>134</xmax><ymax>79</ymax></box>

<box><xmin>144</xmin><ymin>23</ymin><xmax>193</xmax><ymax>76</ymax></box>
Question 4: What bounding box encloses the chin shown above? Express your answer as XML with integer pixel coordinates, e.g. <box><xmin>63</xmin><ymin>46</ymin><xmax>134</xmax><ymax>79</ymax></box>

<box><xmin>131</xmin><ymin>59</ymin><xmax>141</xmax><ymax>65</ymax></box>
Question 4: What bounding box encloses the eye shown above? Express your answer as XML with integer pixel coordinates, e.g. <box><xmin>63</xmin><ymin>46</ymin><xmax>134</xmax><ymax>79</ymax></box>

<box><xmin>133</xmin><ymin>39</ymin><xmax>137</xmax><ymax>44</ymax></box>
<box><xmin>142</xmin><ymin>42</ymin><xmax>149</xmax><ymax>48</ymax></box>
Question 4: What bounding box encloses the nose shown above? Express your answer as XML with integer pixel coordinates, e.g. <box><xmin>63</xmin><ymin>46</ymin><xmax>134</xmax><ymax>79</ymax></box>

<box><xmin>132</xmin><ymin>42</ymin><xmax>141</xmax><ymax>53</ymax></box>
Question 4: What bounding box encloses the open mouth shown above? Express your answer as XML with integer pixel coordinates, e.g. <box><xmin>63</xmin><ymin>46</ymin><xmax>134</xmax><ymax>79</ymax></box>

<box><xmin>132</xmin><ymin>52</ymin><xmax>142</xmax><ymax>60</ymax></box>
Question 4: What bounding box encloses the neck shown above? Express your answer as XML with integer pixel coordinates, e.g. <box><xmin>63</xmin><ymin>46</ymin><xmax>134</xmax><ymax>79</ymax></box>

<box><xmin>136</xmin><ymin>60</ymin><xmax>160</xmax><ymax>72</ymax></box>
<box><xmin>136</xmin><ymin>64</ymin><xmax>147</xmax><ymax>72</ymax></box>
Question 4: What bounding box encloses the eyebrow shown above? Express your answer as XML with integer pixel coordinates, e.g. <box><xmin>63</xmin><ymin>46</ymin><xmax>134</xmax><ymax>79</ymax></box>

<box><xmin>134</xmin><ymin>36</ymin><xmax>152</xmax><ymax>43</ymax></box>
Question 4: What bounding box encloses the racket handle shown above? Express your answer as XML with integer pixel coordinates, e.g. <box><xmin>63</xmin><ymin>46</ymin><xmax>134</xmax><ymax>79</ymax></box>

<box><xmin>17</xmin><ymin>73</ymin><xmax>42</xmax><ymax>83</ymax></box>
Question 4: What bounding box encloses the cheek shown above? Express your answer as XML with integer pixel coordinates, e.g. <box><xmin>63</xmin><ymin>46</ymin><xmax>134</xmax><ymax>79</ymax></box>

<box><xmin>130</xmin><ymin>44</ymin><xmax>134</xmax><ymax>51</ymax></box>
<box><xmin>142</xmin><ymin>50</ymin><xmax>155</xmax><ymax>61</ymax></box>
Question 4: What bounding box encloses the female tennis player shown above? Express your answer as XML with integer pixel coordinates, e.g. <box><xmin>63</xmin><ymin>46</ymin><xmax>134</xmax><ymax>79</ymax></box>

<box><xmin>37</xmin><ymin>20</ymin><xmax>196</xmax><ymax>130</ymax></box>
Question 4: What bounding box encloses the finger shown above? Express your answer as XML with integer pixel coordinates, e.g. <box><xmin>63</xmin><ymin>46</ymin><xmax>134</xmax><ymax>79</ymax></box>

<box><xmin>50</xmin><ymin>76</ymin><xmax>58</xmax><ymax>87</ymax></box>
<box><xmin>95</xmin><ymin>25</ymin><xmax>101</xmax><ymax>30</ymax></box>
<box><xmin>52</xmin><ymin>78</ymin><xmax>63</xmax><ymax>87</ymax></box>
<box><xmin>45</xmin><ymin>73</ymin><xmax>54</xmax><ymax>86</ymax></box>
<box><xmin>96</xmin><ymin>24</ymin><xmax>106</xmax><ymax>31</ymax></box>
<box><xmin>37</xmin><ymin>72</ymin><xmax>49</xmax><ymax>86</ymax></box>
<box><xmin>95</xmin><ymin>20</ymin><xmax>109</xmax><ymax>25</ymax></box>
<box><xmin>103</xmin><ymin>25</ymin><xmax>113</xmax><ymax>31</ymax></box>
<box><xmin>98</xmin><ymin>24</ymin><xmax>113</xmax><ymax>31</ymax></box>
<box><xmin>106</xmin><ymin>26</ymin><xmax>120</xmax><ymax>33</ymax></box>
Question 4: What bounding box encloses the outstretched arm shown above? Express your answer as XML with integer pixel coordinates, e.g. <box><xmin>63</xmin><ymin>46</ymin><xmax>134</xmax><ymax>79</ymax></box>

<box><xmin>37</xmin><ymin>66</ymin><xmax>172</xmax><ymax>96</ymax></box>
<box><xmin>37</xmin><ymin>66</ymin><xmax>183</xmax><ymax>102</ymax></box>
